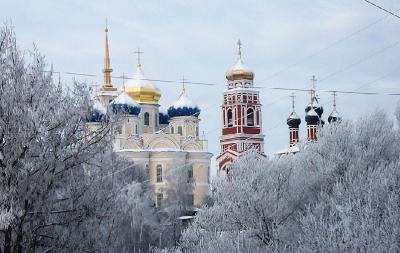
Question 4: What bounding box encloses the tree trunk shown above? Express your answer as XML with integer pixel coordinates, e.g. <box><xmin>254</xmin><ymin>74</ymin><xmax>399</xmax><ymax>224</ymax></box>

<box><xmin>3</xmin><ymin>226</ymin><xmax>12</xmax><ymax>253</ymax></box>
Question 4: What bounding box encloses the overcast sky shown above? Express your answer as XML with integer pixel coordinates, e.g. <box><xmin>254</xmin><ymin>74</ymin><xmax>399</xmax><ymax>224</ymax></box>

<box><xmin>2</xmin><ymin>0</ymin><xmax>400</xmax><ymax>173</ymax></box>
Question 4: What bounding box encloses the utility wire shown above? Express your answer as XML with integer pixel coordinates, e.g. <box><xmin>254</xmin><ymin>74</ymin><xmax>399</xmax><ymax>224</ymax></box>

<box><xmin>258</xmin><ymin>7</ymin><xmax>400</xmax><ymax>84</ymax></box>
<box><xmin>363</xmin><ymin>0</ymin><xmax>400</xmax><ymax>20</ymax></box>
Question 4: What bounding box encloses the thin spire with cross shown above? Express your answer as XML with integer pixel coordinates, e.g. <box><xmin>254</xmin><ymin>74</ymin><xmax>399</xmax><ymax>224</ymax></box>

<box><xmin>237</xmin><ymin>39</ymin><xmax>242</xmax><ymax>59</ymax></box>
<box><xmin>134</xmin><ymin>48</ymin><xmax>143</xmax><ymax>67</ymax></box>
<box><xmin>290</xmin><ymin>92</ymin><xmax>296</xmax><ymax>112</ymax></box>
<box><xmin>332</xmin><ymin>91</ymin><xmax>337</xmax><ymax>110</ymax></box>
<box><xmin>310</xmin><ymin>75</ymin><xmax>317</xmax><ymax>103</ymax></box>
<box><xmin>181</xmin><ymin>75</ymin><xmax>187</xmax><ymax>95</ymax></box>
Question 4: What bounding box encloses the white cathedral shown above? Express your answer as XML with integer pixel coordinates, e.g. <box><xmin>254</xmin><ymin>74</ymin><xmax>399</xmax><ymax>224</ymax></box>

<box><xmin>87</xmin><ymin>26</ymin><xmax>212</xmax><ymax>208</ymax></box>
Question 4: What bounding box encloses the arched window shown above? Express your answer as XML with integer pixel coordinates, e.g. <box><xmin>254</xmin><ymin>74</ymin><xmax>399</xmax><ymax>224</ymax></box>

<box><xmin>227</xmin><ymin>109</ymin><xmax>233</xmax><ymax>127</ymax></box>
<box><xmin>247</xmin><ymin>108</ymin><xmax>254</xmax><ymax>126</ymax></box>
<box><xmin>171</xmin><ymin>126</ymin><xmax>174</xmax><ymax>134</ymax></box>
<box><xmin>156</xmin><ymin>164</ymin><xmax>162</xmax><ymax>182</ymax></box>
<box><xmin>196</xmin><ymin>126</ymin><xmax>199</xmax><ymax>137</ymax></box>
<box><xmin>178</xmin><ymin>126</ymin><xmax>183</xmax><ymax>135</ymax></box>
<box><xmin>144</xmin><ymin>112</ymin><xmax>150</xmax><ymax>126</ymax></box>
<box><xmin>135</xmin><ymin>124</ymin><xmax>138</xmax><ymax>134</ymax></box>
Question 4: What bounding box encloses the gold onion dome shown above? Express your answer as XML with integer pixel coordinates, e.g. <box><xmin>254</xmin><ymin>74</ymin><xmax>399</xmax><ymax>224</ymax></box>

<box><xmin>226</xmin><ymin>40</ymin><xmax>254</xmax><ymax>81</ymax></box>
<box><xmin>125</xmin><ymin>62</ymin><xmax>161</xmax><ymax>105</ymax></box>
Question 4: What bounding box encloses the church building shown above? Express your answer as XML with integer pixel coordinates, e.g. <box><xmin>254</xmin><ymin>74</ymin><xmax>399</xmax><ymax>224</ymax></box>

<box><xmin>87</xmin><ymin>26</ymin><xmax>212</xmax><ymax>208</ymax></box>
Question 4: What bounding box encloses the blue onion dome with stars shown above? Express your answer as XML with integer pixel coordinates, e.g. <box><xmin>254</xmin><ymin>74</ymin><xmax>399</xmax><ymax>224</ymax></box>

<box><xmin>87</xmin><ymin>100</ymin><xmax>107</xmax><ymax>122</ymax></box>
<box><xmin>168</xmin><ymin>85</ymin><xmax>200</xmax><ymax>118</ymax></box>
<box><xmin>111</xmin><ymin>91</ymin><xmax>141</xmax><ymax>115</ymax></box>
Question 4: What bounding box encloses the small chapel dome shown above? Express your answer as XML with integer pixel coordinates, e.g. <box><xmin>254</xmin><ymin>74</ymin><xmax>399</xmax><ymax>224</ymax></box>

<box><xmin>125</xmin><ymin>60</ymin><xmax>161</xmax><ymax>105</ymax></box>
<box><xmin>168</xmin><ymin>87</ymin><xmax>200</xmax><ymax>118</ymax></box>
<box><xmin>328</xmin><ymin>109</ymin><xmax>341</xmax><ymax>123</ymax></box>
<box><xmin>87</xmin><ymin>100</ymin><xmax>107</xmax><ymax>122</ymax></box>
<box><xmin>305</xmin><ymin>108</ymin><xmax>320</xmax><ymax>125</ymax></box>
<box><xmin>111</xmin><ymin>91</ymin><xmax>141</xmax><ymax>115</ymax></box>
<box><xmin>305</xmin><ymin>96</ymin><xmax>324</xmax><ymax>117</ymax></box>
<box><xmin>287</xmin><ymin>111</ymin><xmax>301</xmax><ymax>128</ymax></box>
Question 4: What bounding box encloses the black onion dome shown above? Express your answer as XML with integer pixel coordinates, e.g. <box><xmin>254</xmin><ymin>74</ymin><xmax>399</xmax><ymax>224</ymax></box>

<box><xmin>87</xmin><ymin>101</ymin><xmax>106</xmax><ymax>122</ymax></box>
<box><xmin>328</xmin><ymin>110</ymin><xmax>341</xmax><ymax>123</ymax></box>
<box><xmin>287</xmin><ymin>112</ymin><xmax>301</xmax><ymax>128</ymax></box>
<box><xmin>159</xmin><ymin>111</ymin><xmax>170</xmax><ymax>124</ymax></box>
<box><xmin>168</xmin><ymin>92</ymin><xmax>200</xmax><ymax>118</ymax></box>
<box><xmin>305</xmin><ymin>108</ymin><xmax>319</xmax><ymax>125</ymax></box>
<box><xmin>305</xmin><ymin>97</ymin><xmax>323</xmax><ymax>117</ymax></box>
<box><xmin>111</xmin><ymin>92</ymin><xmax>141</xmax><ymax>115</ymax></box>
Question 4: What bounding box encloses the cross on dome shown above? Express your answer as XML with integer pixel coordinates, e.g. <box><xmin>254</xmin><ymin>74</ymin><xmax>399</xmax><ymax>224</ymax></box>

<box><xmin>134</xmin><ymin>47</ymin><xmax>143</xmax><ymax>67</ymax></box>
<box><xmin>237</xmin><ymin>39</ymin><xmax>242</xmax><ymax>59</ymax></box>
<box><xmin>181</xmin><ymin>76</ymin><xmax>187</xmax><ymax>95</ymax></box>
<box><xmin>290</xmin><ymin>92</ymin><xmax>296</xmax><ymax>112</ymax></box>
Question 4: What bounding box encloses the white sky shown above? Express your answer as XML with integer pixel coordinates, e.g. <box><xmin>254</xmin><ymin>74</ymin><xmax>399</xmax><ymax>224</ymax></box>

<box><xmin>2</xmin><ymin>0</ymin><xmax>400</xmax><ymax>175</ymax></box>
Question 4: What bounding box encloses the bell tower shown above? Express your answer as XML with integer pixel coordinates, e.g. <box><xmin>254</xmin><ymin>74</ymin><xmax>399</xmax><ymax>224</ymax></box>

<box><xmin>216</xmin><ymin>40</ymin><xmax>265</xmax><ymax>176</ymax></box>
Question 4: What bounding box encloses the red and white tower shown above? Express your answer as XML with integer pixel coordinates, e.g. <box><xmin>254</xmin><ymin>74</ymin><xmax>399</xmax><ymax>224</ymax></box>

<box><xmin>216</xmin><ymin>40</ymin><xmax>265</xmax><ymax>175</ymax></box>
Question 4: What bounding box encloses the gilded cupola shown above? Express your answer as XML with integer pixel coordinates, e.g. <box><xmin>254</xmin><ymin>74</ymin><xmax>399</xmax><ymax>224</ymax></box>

<box><xmin>125</xmin><ymin>48</ymin><xmax>161</xmax><ymax>105</ymax></box>
<box><xmin>226</xmin><ymin>40</ymin><xmax>254</xmax><ymax>81</ymax></box>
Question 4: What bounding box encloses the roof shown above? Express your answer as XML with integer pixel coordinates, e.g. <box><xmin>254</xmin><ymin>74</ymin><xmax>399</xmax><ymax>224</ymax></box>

<box><xmin>125</xmin><ymin>65</ymin><xmax>158</xmax><ymax>89</ymax></box>
<box><xmin>172</xmin><ymin>93</ymin><xmax>198</xmax><ymax>108</ymax></box>
<box><xmin>111</xmin><ymin>92</ymin><xmax>139</xmax><ymax>107</ymax></box>
<box><xmin>93</xmin><ymin>100</ymin><xmax>107</xmax><ymax>114</ymax></box>
<box><xmin>275</xmin><ymin>145</ymin><xmax>300</xmax><ymax>155</ymax></box>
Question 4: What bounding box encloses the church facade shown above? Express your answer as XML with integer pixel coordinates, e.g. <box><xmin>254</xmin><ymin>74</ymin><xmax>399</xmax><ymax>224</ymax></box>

<box><xmin>87</xmin><ymin>26</ymin><xmax>212</xmax><ymax>208</ymax></box>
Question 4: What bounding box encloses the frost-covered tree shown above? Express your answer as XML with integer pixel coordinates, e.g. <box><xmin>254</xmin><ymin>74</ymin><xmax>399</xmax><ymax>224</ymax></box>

<box><xmin>157</xmin><ymin>163</ymin><xmax>196</xmax><ymax>248</ymax></box>
<box><xmin>0</xmin><ymin>24</ymin><xmax>159</xmax><ymax>253</ymax></box>
<box><xmin>174</xmin><ymin>108</ymin><xmax>400</xmax><ymax>253</ymax></box>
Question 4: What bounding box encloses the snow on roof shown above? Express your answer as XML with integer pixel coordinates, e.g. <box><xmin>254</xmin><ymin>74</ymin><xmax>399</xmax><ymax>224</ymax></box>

<box><xmin>288</xmin><ymin>111</ymin><xmax>300</xmax><ymax>119</ymax></box>
<box><xmin>93</xmin><ymin>100</ymin><xmax>107</xmax><ymax>114</ymax></box>
<box><xmin>112</xmin><ymin>92</ymin><xmax>139</xmax><ymax>107</ymax></box>
<box><xmin>116</xmin><ymin>148</ymin><xmax>210</xmax><ymax>153</ymax></box>
<box><xmin>275</xmin><ymin>145</ymin><xmax>300</xmax><ymax>155</ymax></box>
<box><xmin>125</xmin><ymin>65</ymin><xmax>158</xmax><ymax>89</ymax></box>
<box><xmin>306</xmin><ymin>108</ymin><xmax>318</xmax><ymax>116</ymax></box>
<box><xmin>330</xmin><ymin>109</ymin><xmax>340</xmax><ymax>117</ymax></box>
<box><xmin>159</xmin><ymin>106</ymin><xmax>168</xmax><ymax>114</ymax></box>
<box><xmin>177</xmin><ymin>216</ymin><xmax>193</xmax><ymax>220</ymax></box>
<box><xmin>229</xmin><ymin>57</ymin><xmax>252</xmax><ymax>72</ymax></box>
<box><xmin>173</xmin><ymin>93</ymin><xmax>197</xmax><ymax>108</ymax></box>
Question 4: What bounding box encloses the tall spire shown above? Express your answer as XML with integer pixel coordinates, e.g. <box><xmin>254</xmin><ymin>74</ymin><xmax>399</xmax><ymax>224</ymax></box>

<box><xmin>103</xmin><ymin>18</ymin><xmax>113</xmax><ymax>88</ymax></box>
<box><xmin>237</xmin><ymin>39</ymin><xmax>242</xmax><ymax>59</ymax></box>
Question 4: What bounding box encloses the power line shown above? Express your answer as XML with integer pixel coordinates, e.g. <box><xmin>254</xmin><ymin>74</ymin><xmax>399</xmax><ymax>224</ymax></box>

<box><xmin>363</xmin><ymin>0</ymin><xmax>400</xmax><ymax>20</ymax></box>
<box><xmin>258</xmin><ymin>7</ymin><xmax>400</xmax><ymax>84</ymax></box>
